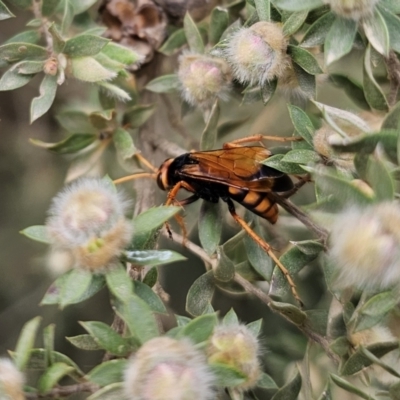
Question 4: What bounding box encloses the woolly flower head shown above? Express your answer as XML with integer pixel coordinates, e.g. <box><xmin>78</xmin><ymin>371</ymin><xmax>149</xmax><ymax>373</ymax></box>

<box><xmin>223</xmin><ymin>21</ymin><xmax>288</xmax><ymax>86</ymax></box>
<box><xmin>329</xmin><ymin>202</ymin><xmax>400</xmax><ymax>290</ymax></box>
<box><xmin>178</xmin><ymin>53</ymin><xmax>232</xmax><ymax>106</ymax></box>
<box><xmin>0</xmin><ymin>358</ymin><xmax>25</xmax><ymax>400</ymax></box>
<box><xmin>124</xmin><ymin>336</ymin><xmax>214</xmax><ymax>400</ymax></box>
<box><xmin>323</xmin><ymin>0</ymin><xmax>380</xmax><ymax>20</ymax></box>
<box><xmin>207</xmin><ymin>323</ymin><xmax>261</xmax><ymax>390</ymax></box>
<box><xmin>46</xmin><ymin>178</ymin><xmax>132</xmax><ymax>271</ymax></box>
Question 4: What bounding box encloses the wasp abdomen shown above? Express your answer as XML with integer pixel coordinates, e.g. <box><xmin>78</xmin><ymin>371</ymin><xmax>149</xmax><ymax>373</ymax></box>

<box><xmin>228</xmin><ymin>187</ymin><xmax>278</xmax><ymax>224</ymax></box>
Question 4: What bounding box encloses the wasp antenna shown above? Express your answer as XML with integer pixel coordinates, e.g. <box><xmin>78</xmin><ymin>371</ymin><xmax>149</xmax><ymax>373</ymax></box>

<box><xmin>113</xmin><ymin>172</ymin><xmax>156</xmax><ymax>185</ymax></box>
<box><xmin>135</xmin><ymin>153</ymin><xmax>158</xmax><ymax>173</ymax></box>
<box><xmin>225</xmin><ymin>198</ymin><xmax>303</xmax><ymax>307</ymax></box>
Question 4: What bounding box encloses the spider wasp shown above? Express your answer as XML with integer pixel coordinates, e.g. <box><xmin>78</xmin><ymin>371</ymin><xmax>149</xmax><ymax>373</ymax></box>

<box><xmin>115</xmin><ymin>135</ymin><xmax>304</xmax><ymax>305</ymax></box>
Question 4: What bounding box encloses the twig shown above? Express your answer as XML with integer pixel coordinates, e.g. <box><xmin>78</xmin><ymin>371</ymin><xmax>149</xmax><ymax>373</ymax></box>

<box><xmin>385</xmin><ymin>50</ymin><xmax>400</xmax><ymax>106</ymax></box>
<box><xmin>25</xmin><ymin>382</ymin><xmax>99</xmax><ymax>399</ymax></box>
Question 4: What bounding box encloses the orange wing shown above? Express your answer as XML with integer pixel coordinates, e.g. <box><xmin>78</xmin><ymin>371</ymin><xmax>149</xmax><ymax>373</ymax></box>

<box><xmin>178</xmin><ymin>146</ymin><xmax>283</xmax><ymax>192</ymax></box>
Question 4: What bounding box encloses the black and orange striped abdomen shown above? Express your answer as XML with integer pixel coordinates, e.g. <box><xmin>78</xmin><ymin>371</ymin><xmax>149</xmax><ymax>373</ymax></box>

<box><xmin>228</xmin><ymin>186</ymin><xmax>278</xmax><ymax>224</ymax></box>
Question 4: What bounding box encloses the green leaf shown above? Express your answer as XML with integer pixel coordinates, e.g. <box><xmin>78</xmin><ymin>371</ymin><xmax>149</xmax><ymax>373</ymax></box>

<box><xmin>389</xmin><ymin>381</ymin><xmax>400</xmax><ymax>400</ymax></box>
<box><xmin>293</xmin><ymin>62</ymin><xmax>316</xmax><ymax>98</ymax></box>
<box><xmin>70</xmin><ymin>0</ymin><xmax>98</xmax><ymax>14</ymax></box>
<box><xmin>288</xmin><ymin>45</ymin><xmax>323</xmax><ymax>75</ymax></box>
<box><xmin>43</xmin><ymin>324</ymin><xmax>55</xmax><ymax>366</ymax></box>
<box><xmin>113</xmin><ymin>127</ymin><xmax>136</xmax><ymax>162</ymax></box>
<box><xmin>64</xmin><ymin>35</ymin><xmax>109</xmax><ymax>57</ymax></box>
<box><xmin>66</xmin><ymin>334</ymin><xmax>101</xmax><ymax>351</ymax></box>
<box><xmin>143</xmin><ymin>266</ymin><xmax>158</xmax><ymax>288</ymax></box>
<box><xmin>270</xmin><ymin>246</ymin><xmax>320</xmax><ymax>301</ymax></box>
<box><xmin>246</xmin><ymin>319</ymin><xmax>263</xmax><ymax>336</ymax></box>
<box><xmin>87</xmin><ymin>360</ymin><xmax>127</xmax><ymax>387</ymax></box>
<box><xmin>115</xmin><ymin>295</ymin><xmax>159</xmax><ymax>343</ymax></box>
<box><xmin>209</xmin><ymin>363</ymin><xmax>246</xmax><ymax>387</ymax></box>
<box><xmin>271</xmin><ymin>371</ymin><xmax>302</xmax><ymax>400</ymax></box>
<box><xmin>353</xmin><ymin>291</ymin><xmax>398</xmax><ymax>332</ymax></box>
<box><xmin>56</xmin><ymin>110</ymin><xmax>95</xmax><ymax>133</ymax></box>
<box><xmin>131</xmin><ymin>206</ymin><xmax>181</xmax><ymax>249</ymax></box>
<box><xmin>366</xmin><ymin>154</ymin><xmax>394</xmax><ymax>201</ymax></box>
<box><xmin>5</xmin><ymin>30</ymin><xmax>41</xmax><ymax>45</ymax></box>
<box><xmin>307</xmin><ymin>166</ymin><xmax>374</xmax><ymax>208</ymax></box>
<box><xmin>213</xmin><ymin>247</ymin><xmax>235</xmax><ymax>282</ymax></box>
<box><xmin>58</xmin><ymin>269</ymin><xmax>94</xmax><ymax>308</ymax></box>
<box><xmin>255</xmin><ymin>0</ymin><xmax>270</xmax><ymax>21</ymax></box>
<box><xmin>15</xmin><ymin>60</ymin><xmax>45</xmax><ymax>74</ymax></box>
<box><xmin>0</xmin><ymin>42</ymin><xmax>47</xmax><ymax>63</ymax></box>
<box><xmin>200</xmin><ymin>99</ymin><xmax>219</xmax><ymax>151</ymax></box>
<box><xmin>30</xmin><ymin>74</ymin><xmax>58</xmax><ymax>123</ymax></box>
<box><xmin>272</xmin><ymin>0</ymin><xmax>323</xmax><ymax>11</ymax></box>
<box><xmin>379</xmin><ymin>6</ymin><xmax>400</xmax><ymax>53</ymax></box>
<box><xmin>382</xmin><ymin>100</ymin><xmax>400</xmax><ymax>130</ymax></box>
<box><xmin>328</xmin><ymin>74</ymin><xmax>369</xmax><ymax>110</ymax></box>
<box><xmin>133</xmin><ymin>280</ymin><xmax>167</xmax><ymax>314</ymax></box>
<box><xmin>0</xmin><ymin>1</ymin><xmax>15</xmax><ymax>19</ymax></box>
<box><xmin>125</xmin><ymin>250</ymin><xmax>186</xmax><ymax>266</ymax></box>
<box><xmin>263</xmin><ymin>154</ymin><xmax>307</xmax><ymax>174</ymax></box>
<box><xmin>159</xmin><ymin>28</ymin><xmax>187</xmax><ymax>55</ymax></box>
<box><xmin>41</xmin><ymin>270</ymin><xmax>105</xmax><ymax>306</ymax></box>
<box><xmin>183</xmin><ymin>12</ymin><xmax>204</xmax><ymax>53</ymax></box>
<box><xmin>292</xmin><ymin>240</ymin><xmax>325</xmax><ymax>256</ymax></box>
<box><xmin>283</xmin><ymin>10</ymin><xmax>308</xmax><ymax>36</ymax></box>
<box><xmin>261</xmin><ymin>79</ymin><xmax>277</xmax><ymax>105</ymax></box>
<box><xmin>362</xmin><ymin>9</ymin><xmax>390</xmax><ymax>56</ymax></box>
<box><xmin>329</xmin><ymin>129</ymin><xmax>399</xmax><ymax>164</ymax></box>
<box><xmin>146</xmin><ymin>74</ymin><xmax>180</xmax><ymax>93</ymax></box>
<box><xmin>180</xmin><ymin>313</ymin><xmax>218</xmax><ymax>343</ymax></box>
<box><xmin>105</xmin><ymin>264</ymin><xmax>133</xmax><ymax>300</ymax></box>
<box><xmin>363</xmin><ymin>44</ymin><xmax>389</xmax><ymax>111</ymax></box>
<box><xmin>0</xmin><ymin>66</ymin><xmax>34</xmax><ymax>91</ymax></box>
<box><xmin>199</xmin><ymin>201</ymin><xmax>222</xmax><ymax>255</ymax></box>
<box><xmin>42</xmin><ymin>0</ymin><xmax>61</xmax><ymax>17</ymax></box>
<box><xmin>258</xmin><ymin>372</ymin><xmax>278</xmax><ymax>389</ymax></box>
<box><xmin>87</xmin><ymin>382</ymin><xmax>125</xmax><ymax>400</ymax></box>
<box><xmin>101</xmin><ymin>42</ymin><xmax>142</xmax><ymax>65</ymax></box>
<box><xmin>61</xmin><ymin>0</ymin><xmax>74</xmax><ymax>35</ymax></box>
<box><xmin>186</xmin><ymin>271</ymin><xmax>215</xmax><ymax>316</ymax></box>
<box><xmin>30</xmin><ymin>134</ymin><xmax>96</xmax><ymax>154</ymax></box>
<box><xmin>14</xmin><ymin>316</ymin><xmax>41</xmax><ymax>370</ymax></box>
<box><xmin>281</xmin><ymin>149</ymin><xmax>320</xmax><ymax>164</ymax></box>
<box><xmin>325</xmin><ymin>17</ymin><xmax>357</xmax><ymax>66</ymax></box>
<box><xmin>47</xmin><ymin>23</ymin><xmax>65</xmax><ymax>54</ymax></box>
<box><xmin>123</xmin><ymin>104</ymin><xmax>155</xmax><ymax>129</ymax></box>
<box><xmin>210</xmin><ymin>7</ymin><xmax>229</xmax><ymax>44</ymax></box>
<box><xmin>301</xmin><ymin>12</ymin><xmax>335</xmax><ymax>47</ymax></box>
<box><xmin>287</xmin><ymin>105</ymin><xmax>315</xmax><ymax>145</ymax></box>
<box><xmin>269</xmin><ymin>301</ymin><xmax>307</xmax><ymax>325</ymax></box>
<box><xmin>20</xmin><ymin>225</ymin><xmax>49</xmax><ymax>244</ymax></box>
<box><xmin>341</xmin><ymin>341</ymin><xmax>399</xmax><ymax>376</ymax></box>
<box><xmin>38</xmin><ymin>362</ymin><xmax>75</xmax><ymax>393</ymax></box>
<box><xmin>223</xmin><ymin>308</ymin><xmax>239</xmax><ymax>325</ymax></box>
<box><xmin>98</xmin><ymin>81</ymin><xmax>131</xmax><ymax>101</ymax></box>
<box><xmin>80</xmin><ymin>321</ymin><xmax>131</xmax><ymax>356</ymax></box>
<box><xmin>70</xmin><ymin>56</ymin><xmax>116</xmax><ymax>82</ymax></box>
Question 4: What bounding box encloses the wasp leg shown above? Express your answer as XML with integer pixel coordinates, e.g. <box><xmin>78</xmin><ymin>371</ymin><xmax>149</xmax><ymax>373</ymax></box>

<box><xmin>165</xmin><ymin>182</ymin><xmax>197</xmax><ymax>239</ymax></box>
<box><xmin>224</xmin><ymin>198</ymin><xmax>303</xmax><ymax>307</ymax></box>
<box><xmin>135</xmin><ymin>153</ymin><xmax>159</xmax><ymax>173</ymax></box>
<box><xmin>223</xmin><ymin>134</ymin><xmax>303</xmax><ymax>149</ymax></box>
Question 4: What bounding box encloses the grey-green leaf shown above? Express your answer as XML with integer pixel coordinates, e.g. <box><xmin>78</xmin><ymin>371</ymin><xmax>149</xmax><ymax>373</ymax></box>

<box><xmin>272</xmin><ymin>0</ymin><xmax>323</xmax><ymax>11</ymax></box>
<box><xmin>186</xmin><ymin>271</ymin><xmax>215</xmax><ymax>316</ymax></box>
<box><xmin>87</xmin><ymin>360</ymin><xmax>128</xmax><ymax>387</ymax></box>
<box><xmin>146</xmin><ymin>74</ymin><xmax>180</xmax><ymax>93</ymax></box>
<box><xmin>271</xmin><ymin>371</ymin><xmax>302</xmax><ymax>400</ymax></box>
<box><xmin>30</xmin><ymin>74</ymin><xmax>58</xmax><ymax>123</ymax></box>
<box><xmin>183</xmin><ymin>12</ymin><xmax>204</xmax><ymax>53</ymax></box>
<box><xmin>37</xmin><ymin>363</ymin><xmax>75</xmax><ymax>393</ymax></box>
<box><xmin>30</xmin><ymin>134</ymin><xmax>97</xmax><ymax>154</ymax></box>
<box><xmin>288</xmin><ymin>45</ymin><xmax>323</xmax><ymax>75</ymax></box>
<box><xmin>199</xmin><ymin>201</ymin><xmax>222</xmax><ymax>255</ymax></box>
<box><xmin>362</xmin><ymin>9</ymin><xmax>390</xmax><ymax>56</ymax></box>
<box><xmin>301</xmin><ymin>12</ymin><xmax>336</xmax><ymax>47</ymax></box>
<box><xmin>20</xmin><ymin>225</ymin><xmax>50</xmax><ymax>244</ymax></box>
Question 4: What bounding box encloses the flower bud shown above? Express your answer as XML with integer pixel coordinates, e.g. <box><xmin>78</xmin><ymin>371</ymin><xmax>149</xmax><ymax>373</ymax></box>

<box><xmin>124</xmin><ymin>337</ymin><xmax>213</xmax><ymax>400</ymax></box>
<box><xmin>223</xmin><ymin>21</ymin><xmax>288</xmax><ymax>86</ymax></box>
<box><xmin>46</xmin><ymin>178</ymin><xmax>132</xmax><ymax>271</ymax></box>
<box><xmin>323</xmin><ymin>0</ymin><xmax>379</xmax><ymax>20</ymax></box>
<box><xmin>43</xmin><ymin>57</ymin><xmax>58</xmax><ymax>76</ymax></box>
<box><xmin>329</xmin><ymin>202</ymin><xmax>400</xmax><ymax>290</ymax></box>
<box><xmin>178</xmin><ymin>53</ymin><xmax>231</xmax><ymax>106</ymax></box>
<box><xmin>0</xmin><ymin>358</ymin><xmax>25</xmax><ymax>400</ymax></box>
<box><xmin>207</xmin><ymin>323</ymin><xmax>261</xmax><ymax>390</ymax></box>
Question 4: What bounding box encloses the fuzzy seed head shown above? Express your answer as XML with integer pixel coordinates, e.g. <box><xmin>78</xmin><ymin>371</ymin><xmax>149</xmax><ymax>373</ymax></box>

<box><xmin>178</xmin><ymin>54</ymin><xmax>231</xmax><ymax>106</ymax></box>
<box><xmin>223</xmin><ymin>22</ymin><xmax>288</xmax><ymax>86</ymax></box>
<box><xmin>329</xmin><ymin>202</ymin><xmax>400</xmax><ymax>290</ymax></box>
<box><xmin>124</xmin><ymin>337</ymin><xmax>214</xmax><ymax>400</ymax></box>
<box><xmin>323</xmin><ymin>0</ymin><xmax>380</xmax><ymax>20</ymax></box>
<box><xmin>207</xmin><ymin>324</ymin><xmax>261</xmax><ymax>390</ymax></box>
<box><xmin>349</xmin><ymin>326</ymin><xmax>395</xmax><ymax>348</ymax></box>
<box><xmin>0</xmin><ymin>358</ymin><xmax>25</xmax><ymax>400</ymax></box>
<box><xmin>46</xmin><ymin>178</ymin><xmax>132</xmax><ymax>271</ymax></box>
